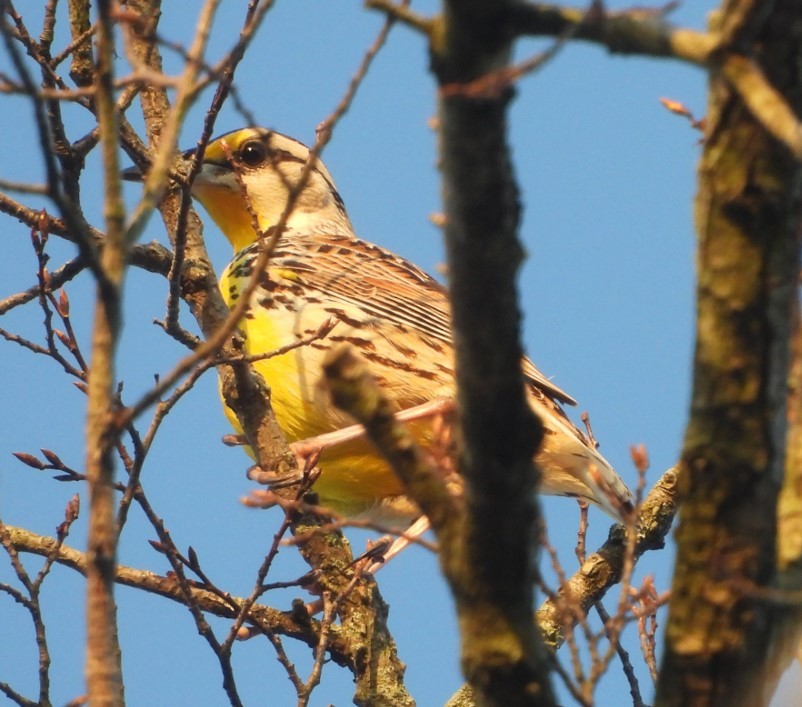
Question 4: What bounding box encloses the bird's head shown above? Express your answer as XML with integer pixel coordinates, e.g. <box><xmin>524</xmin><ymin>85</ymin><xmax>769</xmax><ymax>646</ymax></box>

<box><xmin>126</xmin><ymin>127</ymin><xmax>352</xmax><ymax>252</ymax></box>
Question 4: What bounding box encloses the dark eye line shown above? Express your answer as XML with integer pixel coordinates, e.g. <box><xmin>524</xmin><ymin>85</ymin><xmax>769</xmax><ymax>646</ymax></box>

<box><xmin>233</xmin><ymin>143</ymin><xmax>325</xmax><ymax>178</ymax></box>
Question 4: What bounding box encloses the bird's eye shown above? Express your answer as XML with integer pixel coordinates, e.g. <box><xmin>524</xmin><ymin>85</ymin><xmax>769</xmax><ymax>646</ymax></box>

<box><xmin>238</xmin><ymin>140</ymin><xmax>268</xmax><ymax>167</ymax></box>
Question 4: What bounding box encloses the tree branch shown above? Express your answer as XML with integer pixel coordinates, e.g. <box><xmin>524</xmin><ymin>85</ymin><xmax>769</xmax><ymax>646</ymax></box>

<box><xmin>721</xmin><ymin>52</ymin><xmax>802</xmax><ymax>161</ymax></box>
<box><xmin>83</xmin><ymin>1</ymin><xmax>126</xmax><ymax>702</ymax></box>
<box><xmin>657</xmin><ymin>1</ymin><xmax>802</xmax><ymax>703</ymax></box>
<box><xmin>508</xmin><ymin>3</ymin><xmax>714</xmax><ymax>65</ymax></box>
<box><xmin>536</xmin><ymin>467</ymin><xmax>679</xmax><ymax>650</ymax></box>
<box><xmin>2</xmin><ymin>523</ymin><xmax>355</xmax><ymax>665</ymax></box>
<box><xmin>427</xmin><ymin>2</ymin><xmax>558</xmax><ymax>704</ymax></box>
<box><xmin>367</xmin><ymin>1</ymin><xmax>716</xmax><ymax>66</ymax></box>
<box><xmin>761</xmin><ymin>283</ymin><xmax>802</xmax><ymax>703</ymax></box>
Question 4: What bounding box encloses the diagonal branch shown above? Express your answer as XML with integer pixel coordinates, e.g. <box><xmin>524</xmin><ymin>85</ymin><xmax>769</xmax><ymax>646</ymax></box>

<box><xmin>2</xmin><ymin>523</ymin><xmax>351</xmax><ymax>663</ymax></box>
<box><xmin>507</xmin><ymin>2</ymin><xmax>715</xmax><ymax>65</ymax></box>
<box><xmin>721</xmin><ymin>52</ymin><xmax>802</xmax><ymax>161</ymax></box>
<box><xmin>367</xmin><ymin>1</ymin><xmax>716</xmax><ymax>66</ymax></box>
<box><xmin>536</xmin><ymin>467</ymin><xmax>679</xmax><ymax>650</ymax></box>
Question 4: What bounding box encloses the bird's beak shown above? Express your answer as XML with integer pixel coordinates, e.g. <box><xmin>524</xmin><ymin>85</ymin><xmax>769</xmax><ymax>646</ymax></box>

<box><xmin>121</xmin><ymin>164</ymin><xmax>144</xmax><ymax>182</ymax></box>
<box><xmin>122</xmin><ymin>147</ymin><xmax>225</xmax><ymax>183</ymax></box>
<box><xmin>122</xmin><ymin>145</ymin><xmax>227</xmax><ymax>192</ymax></box>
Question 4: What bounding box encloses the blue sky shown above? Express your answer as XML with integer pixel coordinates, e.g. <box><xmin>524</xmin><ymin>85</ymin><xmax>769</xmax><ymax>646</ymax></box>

<box><xmin>2</xmin><ymin>2</ymin><xmax>798</xmax><ymax>705</ymax></box>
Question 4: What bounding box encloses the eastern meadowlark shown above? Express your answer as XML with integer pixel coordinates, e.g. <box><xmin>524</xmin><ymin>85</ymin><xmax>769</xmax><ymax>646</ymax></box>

<box><xmin>129</xmin><ymin>127</ymin><xmax>633</xmax><ymax>525</ymax></box>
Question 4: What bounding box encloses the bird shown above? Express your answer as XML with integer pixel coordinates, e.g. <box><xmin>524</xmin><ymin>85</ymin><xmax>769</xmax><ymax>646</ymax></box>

<box><xmin>126</xmin><ymin>127</ymin><xmax>633</xmax><ymax>526</ymax></box>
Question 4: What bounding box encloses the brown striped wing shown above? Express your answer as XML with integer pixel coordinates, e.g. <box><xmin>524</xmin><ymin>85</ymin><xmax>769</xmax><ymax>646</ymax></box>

<box><xmin>269</xmin><ymin>232</ymin><xmax>577</xmax><ymax>406</ymax></box>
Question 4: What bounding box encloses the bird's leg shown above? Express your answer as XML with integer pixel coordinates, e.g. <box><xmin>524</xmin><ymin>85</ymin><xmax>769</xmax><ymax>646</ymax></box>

<box><xmin>290</xmin><ymin>398</ymin><xmax>454</xmax><ymax>460</ymax></box>
<box><xmin>244</xmin><ymin>399</ymin><xmax>454</xmax><ymax>489</ymax></box>
<box><xmin>580</xmin><ymin>410</ymin><xmax>599</xmax><ymax>449</ymax></box>
<box><xmin>298</xmin><ymin>516</ymin><xmax>435</xmax><ymax>616</ymax></box>
<box><xmin>365</xmin><ymin>515</ymin><xmax>432</xmax><ymax>574</ymax></box>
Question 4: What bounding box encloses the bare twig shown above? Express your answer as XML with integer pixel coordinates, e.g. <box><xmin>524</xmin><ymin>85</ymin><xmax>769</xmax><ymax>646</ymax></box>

<box><xmin>0</xmin><ymin>0</ymin><xmax>103</xmax><ymax>281</ymax></box>
<box><xmin>507</xmin><ymin>2</ymin><xmax>714</xmax><ymax>65</ymax></box>
<box><xmin>721</xmin><ymin>52</ymin><xmax>802</xmax><ymax>161</ymax></box>
<box><xmin>536</xmin><ymin>466</ymin><xmax>679</xmax><ymax>650</ymax></box>
<box><xmin>0</xmin><ymin>193</ymin><xmax>174</xmax><ymax>277</ymax></box>
<box><xmin>2</xmin><ymin>523</ymin><xmax>361</xmax><ymax>660</ymax></box>
<box><xmin>0</xmin><ymin>497</ymin><xmax>78</xmax><ymax>706</ymax></box>
<box><xmin>633</xmin><ymin>576</ymin><xmax>661</xmax><ymax>683</ymax></box>
<box><xmin>123</xmin><ymin>0</ymin><xmax>223</xmax><ymax>247</ymax></box>
<box><xmin>0</xmin><ymin>178</ymin><xmax>48</xmax><ymax>194</ymax></box>
<box><xmin>82</xmin><ymin>1</ymin><xmax>127</xmax><ymax>701</ymax></box>
<box><xmin>364</xmin><ymin>0</ymin><xmax>434</xmax><ymax>36</ymax></box>
<box><xmin>594</xmin><ymin>601</ymin><xmax>645</xmax><ymax>707</ymax></box>
<box><xmin>127</xmin><ymin>485</ymin><xmax>246</xmax><ymax>706</ymax></box>
<box><xmin>0</xmin><ymin>255</ymin><xmax>85</xmax><ymax>315</ymax></box>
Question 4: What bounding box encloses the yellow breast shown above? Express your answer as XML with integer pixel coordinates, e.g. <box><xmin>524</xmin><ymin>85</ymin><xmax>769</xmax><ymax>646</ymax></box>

<box><xmin>220</xmin><ymin>262</ymin><xmax>416</xmax><ymax>518</ymax></box>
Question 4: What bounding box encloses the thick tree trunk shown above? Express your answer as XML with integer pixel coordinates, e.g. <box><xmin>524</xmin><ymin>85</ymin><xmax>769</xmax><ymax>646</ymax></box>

<box><xmin>657</xmin><ymin>3</ymin><xmax>802</xmax><ymax>705</ymax></box>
